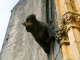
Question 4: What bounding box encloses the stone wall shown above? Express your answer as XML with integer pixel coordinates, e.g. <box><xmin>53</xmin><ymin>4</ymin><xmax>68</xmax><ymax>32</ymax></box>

<box><xmin>0</xmin><ymin>0</ymin><xmax>49</xmax><ymax>60</ymax></box>
<box><xmin>55</xmin><ymin>0</ymin><xmax>80</xmax><ymax>60</ymax></box>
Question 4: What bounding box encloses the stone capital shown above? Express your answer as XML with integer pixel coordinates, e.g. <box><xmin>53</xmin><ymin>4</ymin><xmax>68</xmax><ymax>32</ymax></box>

<box><xmin>60</xmin><ymin>11</ymin><xmax>80</xmax><ymax>31</ymax></box>
<box><xmin>56</xmin><ymin>11</ymin><xmax>80</xmax><ymax>41</ymax></box>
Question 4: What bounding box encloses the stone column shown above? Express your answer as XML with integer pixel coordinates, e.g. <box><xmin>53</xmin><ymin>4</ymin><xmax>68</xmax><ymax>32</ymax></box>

<box><xmin>60</xmin><ymin>11</ymin><xmax>80</xmax><ymax>60</ymax></box>
<box><xmin>55</xmin><ymin>0</ymin><xmax>74</xmax><ymax>60</ymax></box>
<box><xmin>56</xmin><ymin>28</ymin><xmax>73</xmax><ymax>60</ymax></box>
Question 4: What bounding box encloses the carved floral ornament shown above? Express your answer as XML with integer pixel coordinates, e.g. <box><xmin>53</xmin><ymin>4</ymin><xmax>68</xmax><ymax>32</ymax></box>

<box><xmin>60</xmin><ymin>11</ymin><xmax>80</xmax><ymax>31</ymax></box>
<box><xmin>56</xmin><ymin>11</ymin><xmax>80</xmax><ymax>40</ymax></box>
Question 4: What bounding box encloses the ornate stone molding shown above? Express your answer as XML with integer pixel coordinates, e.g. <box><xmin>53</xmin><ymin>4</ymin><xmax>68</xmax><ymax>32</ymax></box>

<box><xmin>56</xmin><ymin>11</ymin><xmax>80</xmax><ymax>42</ymax></box>
<box><xmin>56</xmin><ymin>28</ymin><xmax>67</xmax><ymax>40</ymax></box>
<box><xmin>60</xmin><ymin>11</ymin><xmax>80</xmax><ymax>31</ymax></box>
<box><xmin>56</xmin><ymin>28</ymin><xmax>68</xmax><ymax>44</ymax></box>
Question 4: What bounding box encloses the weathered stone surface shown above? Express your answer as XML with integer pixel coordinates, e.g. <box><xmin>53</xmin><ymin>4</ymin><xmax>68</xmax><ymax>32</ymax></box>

<box><xmin>0</xmin><ymin>0</ymin><xmax>48</xmax><ymax>60</ymax></box>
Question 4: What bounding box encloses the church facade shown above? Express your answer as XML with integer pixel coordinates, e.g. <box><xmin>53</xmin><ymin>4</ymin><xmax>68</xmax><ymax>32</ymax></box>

<box><xmin>0</xmin><ymin>0</ymin><xmax>80</xmax><ymax>60</ymax></box>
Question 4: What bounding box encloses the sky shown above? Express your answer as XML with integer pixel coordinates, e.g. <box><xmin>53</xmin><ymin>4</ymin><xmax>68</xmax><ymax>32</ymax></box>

<box><xmin>0</xmin><ymin>0</ymin><xmax>19</xmax><ymax>52</ymax></box>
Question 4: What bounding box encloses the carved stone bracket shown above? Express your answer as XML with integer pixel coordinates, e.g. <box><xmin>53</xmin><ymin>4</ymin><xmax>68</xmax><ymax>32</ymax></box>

<box><xmin>60</xmin><ymin>11</ymin><xmax>80</xmax><ymax>31</ymax></box>
<box><xmin>56</xmin><ymin>28</ymin><xmax>67</xmax><ymax>40</ymax></box>
<box><xmin>56</xmin><ymin>28</ymin><xmax>68</xmax><ymax>44</ymax></box>
<box><xmin>56</xmin><ymin>11</ymin><xmax>80</xmax><ymax>43</ymax></box>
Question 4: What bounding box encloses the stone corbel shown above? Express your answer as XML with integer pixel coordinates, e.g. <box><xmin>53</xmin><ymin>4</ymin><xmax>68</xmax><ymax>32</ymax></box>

<box><xmin>56</xmin><ymin>28</ymin><xmax>69</xmax><ymax>45</ymax></box>
<box><xmin>59</xmin><ymin>11</ymin><xmax>80</xmax><ymax>60</ymax></box>
<box><xmin>56</xmin><ymin>11</ymin><xmax>80</xmax><ymax>44</ymax></box>
<box><xmin>60</xmin><ymin>11</ymin><xmax>80</xmax><ymax>31</ymax></box>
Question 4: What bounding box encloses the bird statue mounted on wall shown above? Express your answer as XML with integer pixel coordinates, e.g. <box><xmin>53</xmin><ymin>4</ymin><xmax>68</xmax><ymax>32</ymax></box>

<box><xmin>22</xmin><ymin>14</ymin><xmax>55</xmax><ymax>54</ymax></box>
